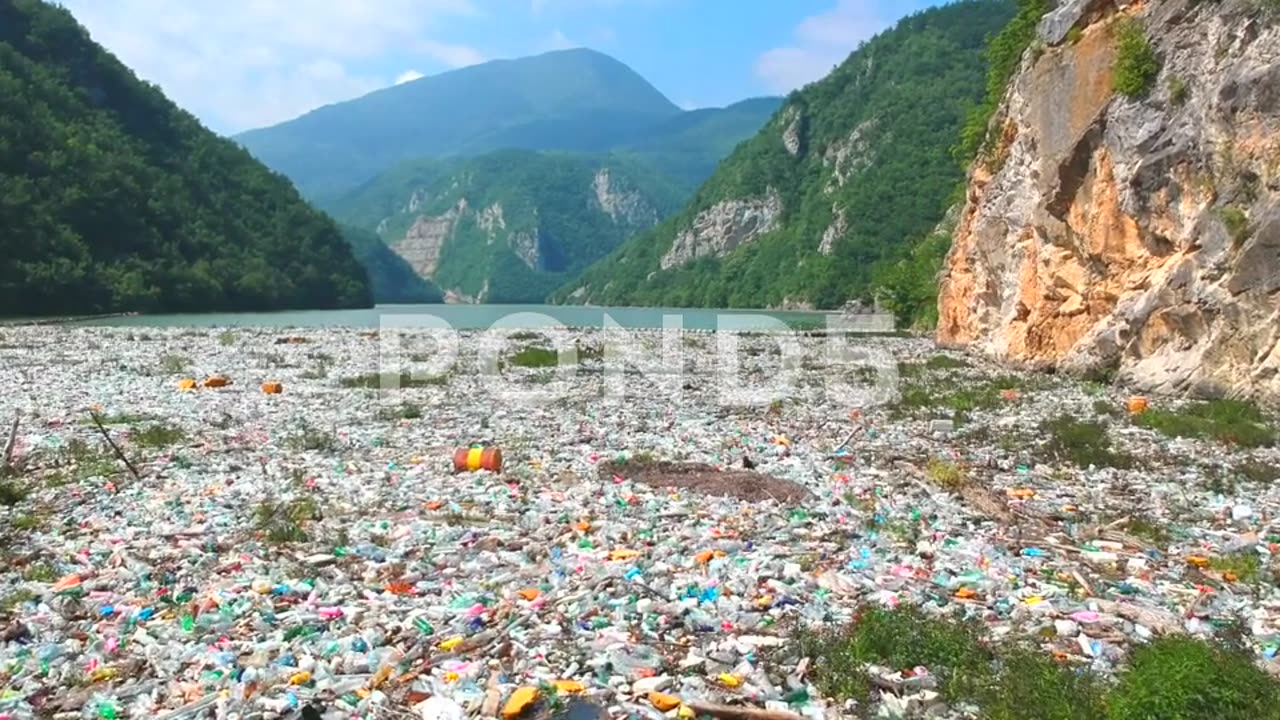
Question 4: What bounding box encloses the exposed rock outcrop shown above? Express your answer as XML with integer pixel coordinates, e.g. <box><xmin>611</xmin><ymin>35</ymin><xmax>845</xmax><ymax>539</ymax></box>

<box><xmin>781</xmin><ymin>107</ymin><xmax>803</xmax><ymax>156</ymax></box>
<box><xmin>660</xmin><ymin>190</ymin><xmax>783</xmax><ymax>270</ymax></box>
<box><xmin>819</xmin><ymin>207</ymin><xmax>848</xmax><ymax>256</ymax></box>
<box><xmin>593</xmin><ymin>169</ymin><xmax>658</xmax><ymax>227</ymax></box>
<box><xmin>939</xmin><ymin>0</ymin><xmax>1280</xmax><ymax>402</ymax></box>
<box><xmin>391</xmin><ymin>199</ymin><xmax>466</xmax><ymax>278</ymax></box>
<box><xmin>823</xmin><ymin>119</ymin><xmax>880</xmax><ymax>193</ymax></box>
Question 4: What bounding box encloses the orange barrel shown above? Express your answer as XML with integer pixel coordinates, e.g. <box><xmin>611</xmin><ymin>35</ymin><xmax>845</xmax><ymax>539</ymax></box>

<box><xmin>177</xmin><ymin>378</ymin><xmax>198</xmax><ymax>391</ymax></box>
<box><xmin>453</xmin><ymin>445</ymin><xmax>503</xmax><ymax>473</ymax></box>
<box><xmin>1126</xmin><ymin>396</ymin><xmax>1149</xmax><ymax>414</ymax></box>
<box><xmin>261</xmin><ymin>381</ymin><xmax>284</xmax><ymax>395</ymax></box>
<box><xmin>203</xmin><ymin>375</ymin><xmax>231</xmax><ymax>388</ymax></box>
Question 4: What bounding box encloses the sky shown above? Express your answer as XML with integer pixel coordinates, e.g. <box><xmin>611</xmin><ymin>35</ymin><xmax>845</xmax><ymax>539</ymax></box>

<box><xmin>56</xmin><ymin>0</ymin><xmax>941</xmax><ymax>135</ymax></box>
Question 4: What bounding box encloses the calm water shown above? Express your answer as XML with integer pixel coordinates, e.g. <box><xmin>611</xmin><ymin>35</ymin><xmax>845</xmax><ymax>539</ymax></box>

<box><xmin>74</xmin><ymin>304</ymin><xmax>840</xmax><ymax>331</ymax></box>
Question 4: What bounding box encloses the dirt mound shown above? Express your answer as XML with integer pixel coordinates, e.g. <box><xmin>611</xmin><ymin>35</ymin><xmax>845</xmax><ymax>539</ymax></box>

<box><xmin>598</xmin><ymin>461</ymin><xmax>812</xmax><ymax>504</ymax></box>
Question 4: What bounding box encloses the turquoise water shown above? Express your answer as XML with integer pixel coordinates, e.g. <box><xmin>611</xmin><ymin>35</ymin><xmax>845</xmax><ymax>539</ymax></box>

<box><xmin>75</xmin><ymin>304</ymin><xmax>838</xmax><ymax>331</ymax></box>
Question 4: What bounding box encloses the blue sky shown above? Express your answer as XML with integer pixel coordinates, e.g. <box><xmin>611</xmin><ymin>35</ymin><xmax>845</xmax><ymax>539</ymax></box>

<box><xmin>57</xmin><ymin>0</ymin><xmax>940</xmax><ymax>135</ymax></box>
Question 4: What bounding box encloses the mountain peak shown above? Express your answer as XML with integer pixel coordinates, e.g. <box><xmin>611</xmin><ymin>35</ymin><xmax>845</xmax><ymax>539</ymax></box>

<box><xmin>237</xmin><ymin>48</ymin><xmax>681</xmax><ymax>200</ymax></box>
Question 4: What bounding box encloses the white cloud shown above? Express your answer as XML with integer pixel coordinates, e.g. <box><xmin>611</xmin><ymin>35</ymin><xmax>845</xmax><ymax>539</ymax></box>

<box><xmin>540</xmin><ymin>29</ymin><xmax>579</xmax><ymax>52</ymax></box>
<box><xmin>395</xmin><ymin>70</ymin><xmax>427</xmax><ymax>85</ymax></box>
<box><xmin>57</xmin><ymin>0</ymin><xmax>482</xmax><ymax>133</ymax></box>
<box><xmin>417</xmin><ymin>40</ymin><xmax>487</xmax><ymax>67</ymax></box>
<box><xmin>755</xmin><ymin>0</ymin><xmax>890</xmax><ymax>93</ymax></box>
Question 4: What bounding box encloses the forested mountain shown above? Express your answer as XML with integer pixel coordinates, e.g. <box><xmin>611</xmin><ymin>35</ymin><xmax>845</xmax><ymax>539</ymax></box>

<box><xmin>554</xmin><ymin>0</ymin><xmax>1016</xmax><ymax>316</ymax></box>
<box><xmin>328</xmin><ymin>149</ymin><xmax>684</xmax><ymax>304</ymax></box>
<box><xmin>0</xmin><ymin>0</ymin><xmax>370</xmax><ymax>316</ymax></box>
<box><xmin>236</xmin><ymin>49</ymin><xmax>780</xmax><ymax>202</ymax></box>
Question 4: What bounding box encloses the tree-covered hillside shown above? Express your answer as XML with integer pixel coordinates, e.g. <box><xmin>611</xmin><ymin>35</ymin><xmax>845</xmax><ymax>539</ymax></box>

<box><xmin>329</xmin><ymin>149</ymin><xmax>685</xmax><ymax>304</ymax></box>
<box><xmin>0</xmin><ymin>0</ymin><xmax>370</xmax><ymax>316</ymax></box>
<box><xmin>555</xmin><ymin>0</ymin><xmax>1015</xmax><ymax>314</ymax></box>
<box><xmin>237</xmin><ymin>49</ymin><xmax>684</xmax><ymax>201</ymax></box>
<box><xmin>617</xmin><ymin>97</ymin><xmax>784</xmax><ymax>194</ymax></box>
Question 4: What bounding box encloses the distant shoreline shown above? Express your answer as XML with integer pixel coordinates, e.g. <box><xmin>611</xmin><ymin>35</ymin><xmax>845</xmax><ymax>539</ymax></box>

<box><xmin>0</xmin><ymin>312</ymin><xmax>140</xmax><ymax>327</ymax></box>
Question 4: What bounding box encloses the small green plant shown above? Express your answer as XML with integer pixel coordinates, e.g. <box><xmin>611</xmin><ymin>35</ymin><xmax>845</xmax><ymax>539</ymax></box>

<box><xmin>625</xmin><ymin>451</ymin><xmax>657</xmax><ymax>466</ymax></box>
<box><xmin>1211</xmin><ymin>552</ymin><xmax>1262</xmax><ymax>583</ymax></box>
<box><xmin>379</xmin><ymin>403</ymin><xmax>423</xmax><ymax>421</ymax></box>
<box><xmin>1126</xmin><ymin>517</ymin><xmax>1173</xmax><ymax>546</ymax></box>
<box><xmin>1040</xmin><ymin>415</ymin><xmax>1134</xmax><ymax>468</ymax></box>
<box><xmin>509</xmin><ymin>347</ymin><xmax>560</xmax><ymax>368</ymax></box>
<box><xmin>21</xmin><ymin>562</ymin><xmax>57</xmax><ymax>582</ymax></box>
<box><xmin>927</xmin><ymin>458</ymin><xmax>967</xmax><ymax>491</ymax></box>
<box><xmin>159</xmin><ymin>354</ymin><xmax>191</xmax><ymax>374</ymax></box>
<box><xmin>925</xmin><ymin>355</ymin><xmax>971</xmax><ymax>371</ymax></box>
<box><xmin>768</xmin><ymin>399</ymin><xmax>784</xmax><ymax>416</ymax></box>
<box><xmin>1066</xmin><ymin>26</ymin><xmax>1084</xmax><ymax>44</ymax></box>
<box><xmin>87</xmin><ymin>412</ymin><xmax>149</xmax><ymax>426</ymax></box>
<box><xmin>1134</xmin><ymin>398</ymin><xmax>1275</xmax><ymax>448</ymax></box>
<box><xmin>798</xmin><ymin>605</ymin><xmax>991</xmax><ymax>704</ymax></box>
<box><xmin>1093</xmin><ymin>399</ymin><xmax>1120</xmax><ymax>417</ymax></box>
<box><xmin>131</xmin><ymin>423</ymin><xmax>186</xmax><ymax>449</ymax></box>
<box><xmin>0</xmin><ymin>481</ymin><xmax>27</xmax><ymax>506</ymax></box>
<box><xmin>1113</xmin><ymin>19</ymin><xmax>1160</xmax><ymax>98</ymax></box>
<box><xmin>287</xmin><ymin>424</ymin><xmax>339</xmax><ymax>452</ymax></box>
<box><xmin>10</xmin><ymin>514</ymin><xmax>41</xmax><ymax>531</ymax></box>
<box><xmin>218</xmin><ymin>330</ymin><xmax>238</xmax><ymax>347</ymax></box>
<box><xmin>979</xmin><ymin>644</ymin><xmax>1107</xmax><ymax>720</ymax></box>
<box><xmin>1168</xmin><ymin>76</ymin><xmax>1189</xmax><ymax>106</ymax></box>
<box><xmin>0</xmin><ymin>589</ymin><xmax>37</xmax><ymax>614</ymax></box>
<box><xmin>1108</xmin><ymin>635</ymin><xmax>1280</xmax><ymax>720</ymax></box>
<box><xmin>253</xmin><ymin>495</ymin><xmax>321</xmax><ymax>544</ymax></box>
<box><xmin>1220</xmin><ymin>206</ymin><xmax>1250</xmax><ymax>246</ymax></box>
<box><xmin>340</xmin><ymin>371</ymin><xmax>449</xmax><ymax>389</ymax></box>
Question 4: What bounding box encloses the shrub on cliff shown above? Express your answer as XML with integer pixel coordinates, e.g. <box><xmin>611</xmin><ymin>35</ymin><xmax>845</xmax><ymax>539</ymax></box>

<box><xmin>1113</xmin><ymin>19</ymin><xmax>1160</xmax><ymax>97</ymax></box>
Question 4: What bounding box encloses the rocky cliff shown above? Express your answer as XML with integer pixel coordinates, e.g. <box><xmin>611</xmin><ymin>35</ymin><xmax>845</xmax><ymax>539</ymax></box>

<box><xmin>939</xmin><ymin>0</ymin><xmax>1280</xmax><ymax>401</ymax></box>
<box><xmin>327</xmin><ymin>150</ymin><xmax>682</xmax><ymax>304</ymax></box>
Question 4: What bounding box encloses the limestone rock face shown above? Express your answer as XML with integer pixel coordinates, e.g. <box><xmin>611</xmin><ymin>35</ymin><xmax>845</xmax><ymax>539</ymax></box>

<box><xmin>939</xmin><ymin>0</ymin><xmax>1280</xmax><ymax>402</ymax></box>
<box><xmin>592</xmin><ymin>168</ymin><xmax>658</xmax><ymax>227</ymax></box>
<box><xmin>660</xmin><ymin>190</ymin><xmax>783</xmax><ymax>270</ymax></box>
<box><xmin>391</xmin><ymin>199</ymin><xmax>466</xmax><ymax>278</ymax></box>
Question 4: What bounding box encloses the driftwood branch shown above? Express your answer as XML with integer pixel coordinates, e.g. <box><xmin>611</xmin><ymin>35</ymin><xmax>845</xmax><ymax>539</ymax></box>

<box><xmin>684</xmin><ymin>701</ymin><xmax>805</xmax><ymax>720</ymax></box>
<box><xmin>88</xmin><ymin>410</ymin><xmax>141</xmax><ymax>482</ymax></box>
<box><xmin>2</xmin><ymin>412</ymin><xmax>18</xmax><ymax>471</ymax></box>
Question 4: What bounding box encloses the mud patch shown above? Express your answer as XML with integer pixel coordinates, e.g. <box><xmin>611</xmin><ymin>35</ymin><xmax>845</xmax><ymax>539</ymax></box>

<box><xmin>598</xmin><ymin>461</ymin><xmax>812</xmax><ymax>503</ymax></box>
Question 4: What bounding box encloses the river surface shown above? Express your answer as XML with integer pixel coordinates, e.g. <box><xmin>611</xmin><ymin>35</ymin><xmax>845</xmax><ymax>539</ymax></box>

<box><xmin>72</xmin><ymin>304</ymin><xmax>852</xmax><ymax>331</ymax></box>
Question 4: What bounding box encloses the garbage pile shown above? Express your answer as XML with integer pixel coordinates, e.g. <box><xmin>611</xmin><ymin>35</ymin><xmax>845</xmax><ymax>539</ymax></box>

<box><xmin>0</xmin><ymin>325</ymin><xmax>1277</xmax><ymax>719</ymax></box>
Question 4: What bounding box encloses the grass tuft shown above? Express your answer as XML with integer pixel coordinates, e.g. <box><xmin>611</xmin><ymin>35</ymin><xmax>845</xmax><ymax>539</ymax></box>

<box><xmin>1040</xmin><ymin>415</ymin><xmax>1133</xmax><ymax>468</ymax></box>
<box><xmin>131</xmin><ymin>423</ymin><xmax>186</xmax><ymax>448</ymax></box>
<box><xmin>340</xmin><ymin>371</ymin><xmax>449</xmax><ymax>389</ymax></box>
<box><xmin>1134</xmin><ymin>399</ymin><xmax>1275</xmax><ymax>448</ymax></box>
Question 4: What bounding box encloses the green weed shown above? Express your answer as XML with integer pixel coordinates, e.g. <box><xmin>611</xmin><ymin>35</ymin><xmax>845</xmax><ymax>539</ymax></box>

<box><xmin>509</xmin><ymin>347</ymin><xmax>560</xmax><ymax>368</ymax></box>
<box><xmin>253</xmin><ymin>495</ymin><xmax>321</xmax><ymax>544</ymax></box>
<box><xmin>131</xmin><ymin>423</ymin><xmax>186</xmax><ymax>449</ymax></box>
<box><xmin>0</xmin><ymin>482</ymin><xmax>26</xmax><ymax>506</ymax></box>
<box><xmin>1040</xmin><ymin>415</ymin><xmax>1134</xmax><ymax>468</ymax></box>
<box><xmin>1134</xmin><ymin>399</ymin><xmax>1275</xmax><ymax>448</ymax></box>
<box><xmin>159</xmin><ymin>354</ymin><xmax>191</xmax><ymax>374</ymax></box>
<box><xmin>1220</xmin><ymin>206</ymin><xmax>1251</xmax><ymax>247</ymax></box>
<box><xmin>927</xmin><ymin>458</ymin><xmax>967</xmax><ymax>491</ymax></box>
<box><xmin>1109</xmin><ymin>635</ymin><xmax>1280</xmax><ymax>720</ymax></box>
<box><xmin>287</xmin><ymin>424</ymin><xmax>339</xmax><ymax>452</ymax></box>
<box><xmin>340</xmin><ymin>371</ymin><xmax>449</xmax><ymax>388</ymax></box>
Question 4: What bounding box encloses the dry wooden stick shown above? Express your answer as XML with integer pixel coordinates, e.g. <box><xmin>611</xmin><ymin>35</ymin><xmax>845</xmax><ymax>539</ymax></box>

<box><xmin>684</xmin><ymin>701</ymin><xmax>805</xmax><ymax>720</ymax></box>
<box><xmin>88</xmin><ymin>410</ymin><xmax>142</xmax><ymax>482</ymax></box>
<box><xmin>2</xmin><ymin>412</ymin><xmax>18</xmax><ymax>471</ymax></box>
